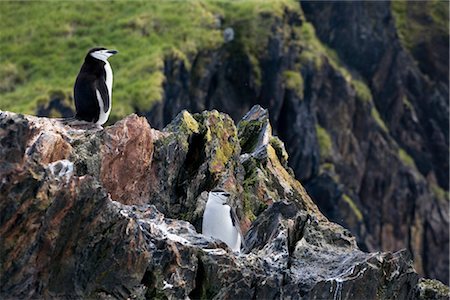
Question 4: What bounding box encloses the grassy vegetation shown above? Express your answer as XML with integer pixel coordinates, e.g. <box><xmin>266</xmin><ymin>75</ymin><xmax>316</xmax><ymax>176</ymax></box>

<box><xmin>371</xmin><ymin>106</ymin><xmax>389</xmax><ymax>133</ymax></box>
<box><xmin>353</xmin><ymin>79</ymin><xmax>372</xmax><ymax>103</ymax></box>
<box><xmin>0</xmin><ymin>0</ymin><xmax>297</xmax><ymax>121</ymax></box>
<box><xmin>296</xmin><ymin>16</ymin><xmax>380</xmax><ymax>111</ymax></box>
<box><xmin>398</xmin><ymin>148</ymin><xmax>417</xmax><ymax>170</ymax></box>
<box><xmin>430</xmin><ymin>183</ymin><xmax>449</xmax><ymax>202</ymax></box>
<box><xmin>283</xmin><ymin>70</ymin><xmax>304</xmax><ymax>98</ymax></box>
<box><xmin>315</xmin><ymin>124</ymin><xmax>332</xmax><ymax>159</ymax></box>
<box><xmin>342</xmin><ymin>194</ymin><xmax>363</xmax><ymax>222</ymax></box>
<box><xmin>391</xmin><ymin>0</ymin><xmax>449</xmax><ymax>51</ymax></box>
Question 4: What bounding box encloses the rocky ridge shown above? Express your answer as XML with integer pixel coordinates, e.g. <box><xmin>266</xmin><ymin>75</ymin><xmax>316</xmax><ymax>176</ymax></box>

<box><xmin>1</xmin><ymin>107</ymin><xmax>448</xmax><ymax>299</ymax></box>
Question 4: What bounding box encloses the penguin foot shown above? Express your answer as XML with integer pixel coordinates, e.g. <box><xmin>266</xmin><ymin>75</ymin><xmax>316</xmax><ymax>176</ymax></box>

<box><xmin>57</xmin><ymin>118</ymin><xmax>103</xmax><ymax>131</ymax></box>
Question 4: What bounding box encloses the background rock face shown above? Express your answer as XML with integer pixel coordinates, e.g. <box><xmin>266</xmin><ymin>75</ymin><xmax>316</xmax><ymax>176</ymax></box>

<box><xmin>3</xmin><ymin>109</ymin><xmax>448</xmax><ymax>299</ymax></box>
<box><xmin>143</xmin><ymin>2</ymin><xmax>449</xmax><ymax>284</ymax></box>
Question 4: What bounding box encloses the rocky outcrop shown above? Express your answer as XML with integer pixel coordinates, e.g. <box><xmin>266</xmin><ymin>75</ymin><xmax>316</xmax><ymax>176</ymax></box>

<box><xmin>2</xmin><ymin>108</ymin><xmax>447</xmax><ymax>299</ymax></box>
<box><xmin>137</xmin><ymin>2</ymin><xmax>449</xmax><ymax>284</ymax></box>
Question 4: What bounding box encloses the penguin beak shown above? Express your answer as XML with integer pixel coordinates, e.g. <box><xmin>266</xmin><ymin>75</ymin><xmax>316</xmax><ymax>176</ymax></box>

<box><xmin>107</xmin><ymin>50</ymin><xmax>118</xmax><ymax>55</ymax></box>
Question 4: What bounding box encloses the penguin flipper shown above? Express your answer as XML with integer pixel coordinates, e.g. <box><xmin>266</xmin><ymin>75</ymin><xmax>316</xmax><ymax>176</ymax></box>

<box><xmin>229</xmin><ymin>207</ymin><xmax>247</xmax><ymax>252</ymax></box>
<box><xmin>95</xmin><ymin>78</ymin><xmax>110</xmax><ymax>113</ymax></box>
<box><xmin>74</xmin><ymin>76</ymin><xmax>100</xmax><ymax>122</ymax></box>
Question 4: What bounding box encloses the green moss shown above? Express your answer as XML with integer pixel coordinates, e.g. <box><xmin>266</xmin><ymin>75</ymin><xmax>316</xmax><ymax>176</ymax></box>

<box><xmin>402</xmin><ymin>95</ymin><xmax>414</xmax><ymax>111</ymax></box>
<box><xmin>180</xmin><ymin>111</ymin><xmax>200</xmax><ymax>134</ymax></box>
<box><xmin>398</xmin><ymin>148</ymin><xmax>417</xmax><ymax>169</ymax></box>
<box><xmin>242</xmin><ymin>161</ymin><xmax>260</xmax><ymax>221</ymax></box>
<box><xmin>430</xmin><ymin>183</ymin><xmax>449</xmax><ymax>202</ymax></box>
<box><xmin>242</xmin><ymin>192</ymin><xmax>257</xmax><ymax>222</ymax></box>
<box><xmin>297</xmin><ymin>17</ymin><xmax>369</xmax><ymax>96</ymax></box>
<box><xmin>429</xmin><ymin>0</ymin><xmax>449</xmax><ymax>30</ymax></box>
<box><xmin>315</xmin><ymin>124</ymin><xmax>332</xmax><ymax>159</ymax></box>
<box><xmin>353</xmin><ymin>79</ymin><xmax>372</xmax><ymax>103</ymax></box>
<box><xmin>283</xmin><ymin>70</ymin><xmax>304</xmax><ymax>98</ymax></box>
<box><xmin>167</xmin><ymin>110</ymin><xmax>200</xmax><ymax>136</ymax></box>
<box><xmin>319</xmin><ymin>163</ymin><xmax>340</xmax><ymax>181</ymax></box>
<box><xmin>0</xmin><ymin>1</ymin><xmax>226</xmax><ymax>117</ymax></box>
<box><xmin>371</xmin><ymin>107</ymin><xmax>389</xmax><ymax>133</ymax></box>
<box><xmin>417</xmin><ymin>279</ymin><xmax>450</xmax><ymax>299</ymax></box>
<box><xmin>320</xmin><ymin>162</ymin><xmax>335</xmax><ymax>174</ymax></box>
<box><xmin>269</xmin><ymin>136</ymin><xmax>289</xmax><ymax>164</ymax></box>
<box><xmin>392</xmin><ymin>0</ymin><xmax>449</xmax><ymax>51</ymax></box>
<box><xmin>204</xmin><ymin>112</ymin><xmax>236</xmax><ymax>173</ymax></box>
<box><xmin>237</xmin><ymin>119</ymin><xmax>266</xmax><ymax>154</ymax></box>
<box><xmin>297</xmin><ymin>22</ymin><xmax>324</xmax><ymax>70</ymax></box>
<box><xmin>342</xmin><ymin>194</ymin><xmax>363</xmax><ymax>221</ymax></box>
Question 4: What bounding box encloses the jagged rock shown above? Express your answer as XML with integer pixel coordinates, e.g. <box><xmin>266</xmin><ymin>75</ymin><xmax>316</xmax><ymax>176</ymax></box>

<box><xmin>0</xmin><ymin>108</ymin><xmax>446</xmax><ymax>299</ymax></box>
<box><xmin>138</xmin><ymin>2</ymin><xmax>449</xmax><ymax>285</ymax></box>
<box><xmin>147</xmin><ymin>109</ymin><xmax>245</xmax><ymax>231</ymax></box>
<box><xmin>414</xmin><ymin>279</ymin><xmax>450</xmax><ymax>300</ymax></box>
<box><xmin>100</xmin><ymin>114</ymin><xmax>154</xmax><ymax>205</ymax></box>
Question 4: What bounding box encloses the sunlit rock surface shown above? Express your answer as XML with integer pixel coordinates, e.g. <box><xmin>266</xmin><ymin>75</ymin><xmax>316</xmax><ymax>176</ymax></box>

<box><xmin>0</xmin><ymin>108</ymin><xmax>448</xmax><ymax>299</ymax></box>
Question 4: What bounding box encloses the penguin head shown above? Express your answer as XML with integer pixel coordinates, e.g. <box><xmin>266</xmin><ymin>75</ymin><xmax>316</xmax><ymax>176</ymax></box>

<box><xmin>87</xmin><ymin>47</ymin><xmax>118</xmax><ymax>62</ymax></box>
<box><xmin>209</xmin><ymin>189</ymin><xmax>231</xmax><ymax>204</ymax></box>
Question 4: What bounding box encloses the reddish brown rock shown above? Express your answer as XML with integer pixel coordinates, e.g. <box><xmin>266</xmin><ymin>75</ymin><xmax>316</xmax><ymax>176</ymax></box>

<box><xmin>100</xmin><ymin>114</ymin><xmax>154</xmax><ymax>205</ymax></box>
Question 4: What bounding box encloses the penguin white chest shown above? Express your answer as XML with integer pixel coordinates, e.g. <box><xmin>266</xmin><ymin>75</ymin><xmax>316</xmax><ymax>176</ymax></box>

<box><xmin>202</xmin><ymin>200</ymin><xmax>241</xmax><ymax>252</ymax></box>
<box><xmin>104</xmin><ymin>62</ymin><xmax>113</xmax><ymax>98</ymax></box>
<box><xmin>96</xmin><ymin>62</ymin><xmax>113</xmax><ymax>125</ymax></box>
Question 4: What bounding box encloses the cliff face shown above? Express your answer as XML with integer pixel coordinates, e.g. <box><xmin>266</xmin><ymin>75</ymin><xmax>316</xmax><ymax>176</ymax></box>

<box><xmin>142</xmin><ymin>2</ymin><xmax>449</xmax><ymax>284</ymax></box>
<box><xmin>2</xmin><ymin>109</ymin><xmax>449</xmax><ymax>299</ymax></box>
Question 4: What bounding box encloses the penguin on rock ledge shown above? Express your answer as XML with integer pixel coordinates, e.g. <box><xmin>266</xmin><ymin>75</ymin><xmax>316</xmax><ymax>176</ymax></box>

<box><xmin>73</xmin><ymin>47</ymin><xmax>118</xmax><ymax>126</ymax></box>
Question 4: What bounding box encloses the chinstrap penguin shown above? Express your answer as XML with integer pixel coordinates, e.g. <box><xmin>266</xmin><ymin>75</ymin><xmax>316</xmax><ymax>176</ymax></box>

<box><xmin>202</xmin><ymin>189</ymin><xmax>244</xmax><ymax>253</ymax></box>
<box><xmin>74</xmin><ymin>47</ymin><xmax>118</xmax><ymax>125</ymax></box>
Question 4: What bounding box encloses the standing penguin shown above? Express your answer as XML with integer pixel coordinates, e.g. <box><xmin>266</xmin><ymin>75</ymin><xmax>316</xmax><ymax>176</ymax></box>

<box><xmin>74</xmin><ymin>47</ymin><xmax>118</xmax><ymax>125</ymax></box>
<box><xmin>202</xmin><ymin>189</ymin><xmax>244</xmax><ymax>253</ymax></box>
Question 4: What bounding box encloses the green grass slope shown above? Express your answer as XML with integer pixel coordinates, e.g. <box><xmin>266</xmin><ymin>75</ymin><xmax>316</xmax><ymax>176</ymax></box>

<box><xmin>0</xmin><ymin>0</ymin><xmax>295</xmax><ymax>121</ymax></box>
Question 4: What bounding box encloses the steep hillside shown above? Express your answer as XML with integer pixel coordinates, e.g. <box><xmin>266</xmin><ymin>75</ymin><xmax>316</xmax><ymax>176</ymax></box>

<box><xmin>0</xmin><ymin>0</ymin><xmax>448</xmax><ymax>284</ymax></box>
<box><xmin>0</xmin><ymin>0</ymin><xmax>293</xmax><ymax>120</ymax></box>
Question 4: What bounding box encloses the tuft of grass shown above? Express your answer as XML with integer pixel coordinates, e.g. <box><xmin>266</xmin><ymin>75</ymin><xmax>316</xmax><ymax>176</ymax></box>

<box><xmin>371</xmin><ymin>106</ymin><xmax>389</xmax><ymax>133</ymax></box>
<box><xmin>315</xmin><ymin>124</ymin><xmax>332</xmax><ymax>159</ymax></box>
<box><xmin>353</xmin><ymin>79</ymin><xmax>372</xmax><ymax>103</ymax></box>
<box><xmin>398</xmin><ymin>148</ymin><xmax>417</xmax><ymax>169</ymax></box>
<box><xmin>296</xmin><ymin>17</ymin><xmax>377</xmax><ymax>106</ymax></box>
<box><xmin>342</xmin><ymin>194</ymin><xmax>363</xmax><ymax>221</ymax></box>
<box><xmin>430</xmin><ymin>183</ymin><xmax>449</xmax><ymax>202</ymax></box>
<box><xmin>283</xmin><ymin>70</ymin><xmax>304</xmax><ymax>98</ymax></box>
<box><xmin>391</xmin><ymin>0</ymin><xmax>449</xmax><ymax>51</ymax></box>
